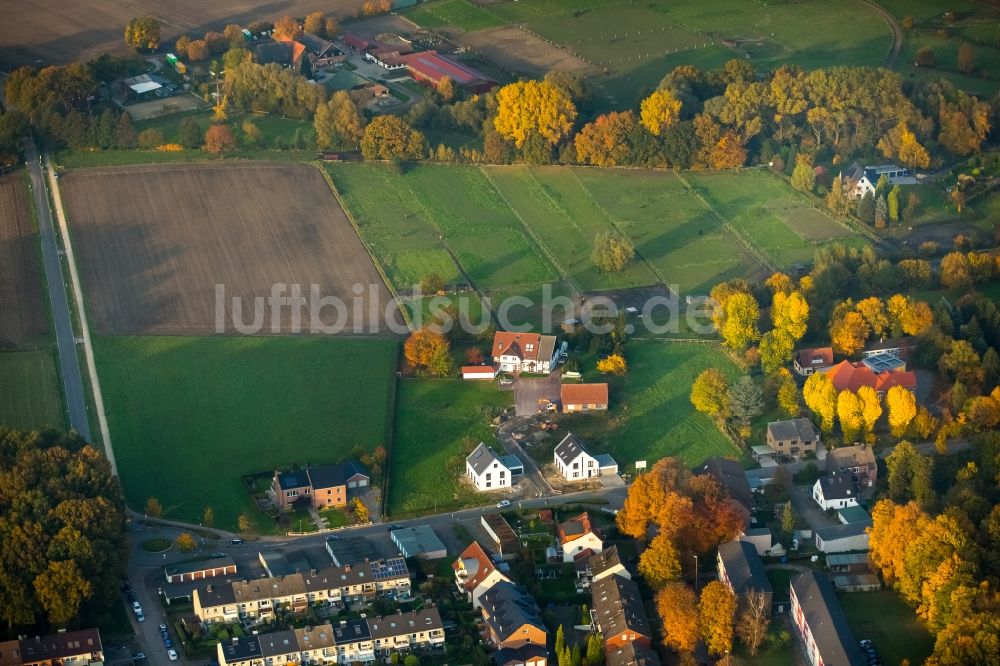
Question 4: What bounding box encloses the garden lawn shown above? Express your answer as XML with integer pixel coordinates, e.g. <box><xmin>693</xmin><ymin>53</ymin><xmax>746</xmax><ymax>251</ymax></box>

<box><xmin>387</xmin><ymin>379</ymin><xmax>512</xmax><ymax>518</ymax></box>
<box><xmin>571</xmin><ymin>168</ymin><xmax>763</xmax><ymax>294</ymax></box>
<box><xmin>838</xmin><ymin>591</ymin><xmax>934</xmax><ymax>666</ymax></box>
<box><xmin>566</xmin><ymin>342</ymin><xmax>742</xmax><ymax>465</ymax></box>
<box><xmin>0</xmin><ymin>348</ymin><xmax>65</xmax><ymax>431</ymax></box>
<box><xmin>95</xmin><ymin>335</ymin><xmax>397</xmax><ymax>532</ymax></box>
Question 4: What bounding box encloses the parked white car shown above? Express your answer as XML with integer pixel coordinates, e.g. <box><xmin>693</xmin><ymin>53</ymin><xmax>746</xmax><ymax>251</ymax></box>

<box><xmin>167</xmin><ymin>649</ymin><xmax>178</xmax><ymax>661</ymax></box>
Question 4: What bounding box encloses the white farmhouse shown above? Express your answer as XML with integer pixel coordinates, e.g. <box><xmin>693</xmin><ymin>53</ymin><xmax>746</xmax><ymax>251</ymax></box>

<box><xmin>553</xmin><ymin>433</ymin><xmax>617</xmax><ymax>481</ymax></box>
<box><xmin>465</xmin><ymin>443</ymin><xmax>517</xmax><ymax>492</ymax></box>
<box><xmin>492</xmin><ymin>331</ymin><xmax>558</xmax><ymax>374</ymax></box>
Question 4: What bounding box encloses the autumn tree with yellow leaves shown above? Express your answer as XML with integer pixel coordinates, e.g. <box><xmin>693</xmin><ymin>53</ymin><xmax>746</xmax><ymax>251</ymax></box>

<box><xmin>639</xmin><ymin>89</ymin><xmax>682</xmax><ymax>136</ymax></box>
<box><xmin>699</xmin><ymin>581</ymin><xmax>737</xmax><ymax>657</ymax></box>
<box><xmin>830</xmin><ymin>310</ymin><xmax>869</xmax><ymax>355</ymax></box>
<box><xmin>886</xmin><ymin>385</ymin><xmax>918</xmax><ymax>437</ymax></box>
<box><xmin>837</xmin><ymin>390</ymin><xmax>864</xmax><ymax>442</ymax></box>
<box><xmin>857</xmin><ymin>385</ymin><xmax>882</xmax><ymax>442</ymax></box>
<box><xmin>803</xmin><ymin>371</ymin><xmax>837</xmax><ymax>432</ymax></box>
<box><xmin>639</xmin><ymin>534</ymin><xmax>682</xmax><ymax>590</ymax></box>
<box><xmin>691</xmin><ymin>369</ymin><xmax>730</xmax><ymax>421</ymax></box>
<box><xmin>493</xmin><ymin>80</ymin><xmax>576</xmax><ymax>148</ymax></box>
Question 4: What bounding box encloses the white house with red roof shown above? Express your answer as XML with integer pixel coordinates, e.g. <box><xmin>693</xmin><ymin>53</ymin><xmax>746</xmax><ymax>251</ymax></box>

<box><xmin>452</xmin><ymin>541</ymin><xmax>512</xmax><ymax>608</ymax></box>
<box><xmin>492</xmin><ymin>331</ymin><xmax>558</xmax><ymax>374</ymax></box>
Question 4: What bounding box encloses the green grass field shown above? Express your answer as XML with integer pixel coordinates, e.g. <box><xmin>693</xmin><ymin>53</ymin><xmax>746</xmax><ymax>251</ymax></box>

<box><xmin>387</xmin><ymin>379</ymin><xmax>512</xmax><ymax>517</ymax></box>
<box><xmin>838</xmin><ymin>591</ymin><xmax>934</xmax><ymax>666</ymax></box>
<box><xmin>0</xmin><ymin>349</ymin><xmax>65</xmax><ymax>431</ymax></box>
<box><xmin>330</xmin><ymin>164</ymin><xmax>863</xmax><ymax>304</ymax></box>
<box><xmin>684</xmin><ymin>171</ymin><xmax>864</xmax><ymax>267</ymax></box>
<box><xmin>95</xmin><ymin>335</ymin><xmax>397</xmax><ymax>532</ymax></box>
<box><xmin>407</xmin><ymin>0</ymin><xmax>893</xmax><ymax>110</ymax></box>
<box><xmin>566</xmin><ymin>342</ymin><xmax>742</xmax><ymax>465</ymax></box>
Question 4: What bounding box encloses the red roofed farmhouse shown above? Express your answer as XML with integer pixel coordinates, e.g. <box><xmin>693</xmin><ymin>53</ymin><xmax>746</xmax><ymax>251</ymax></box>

<box><xmin>492</xmin><ymin>331</ymin><xmax>558</xmax><ymax>374</ymax></box>
<box><xmin>403</xmin><ymin>51</ymin><xmax>496</xmax><ymax>93</ymax></box>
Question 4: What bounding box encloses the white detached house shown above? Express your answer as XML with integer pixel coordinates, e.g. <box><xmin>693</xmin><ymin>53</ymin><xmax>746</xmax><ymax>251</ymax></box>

<box><xmin>553</xmin><ymin>433</ymin><xmax>618</xmax><ymax>481</ymax></box>
<box><xmin>812</xmin><ymin>470</ymin><xmax>859</xmax><ymax>511</ymax></box>
<box><xmin>466</xmin><ymin>443</ymin><xmax>514</xmax><ymax>492</ymax></box>
<box><xmin>492</xmin><ymin>331</ymin><xmax>558</xmax><ymax>374</ymax></box>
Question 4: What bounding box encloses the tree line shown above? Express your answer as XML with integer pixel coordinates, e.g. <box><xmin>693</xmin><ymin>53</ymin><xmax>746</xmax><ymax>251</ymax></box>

<box><xmin>0</xmin><ymin>428</ymin><xmax>127</xmax><ymax>634</ymax></box>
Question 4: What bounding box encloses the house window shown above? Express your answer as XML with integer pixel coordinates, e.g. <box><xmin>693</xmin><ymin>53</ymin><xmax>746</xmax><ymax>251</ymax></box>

<box><xmin>486</xmin><ymin>481</ymin><xmax>491</xmax><ymax>488</ymax></box>
<box><xmin>573</xmin><ymin>472</ymin><xmax>579</xmax><ymax>478</ymax></box>
<box><xmin>486</xmin><ymin>473</ymin><xmax>492</xmax><ymax>481</ymax></box>
<box><xmin>587</xmin><ymin>461</ymin><xmax>594</xmax><ymax>467</ymax></box>
<box><xmin>573</xmin><ymin>462</ymin><xmax>579</xmax><ymax>469</ymax></box>
<box><xmin>500</xmin><ymin>470</ymin><xmax>506</xmax><ymax>477</ymax></box>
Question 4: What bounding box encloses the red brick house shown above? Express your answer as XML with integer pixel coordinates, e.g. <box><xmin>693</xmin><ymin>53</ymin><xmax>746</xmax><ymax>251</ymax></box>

<box><xmin>272</xmin><ymin>460</ymin><xmax>369</xmax><ymax>511</ymax></box>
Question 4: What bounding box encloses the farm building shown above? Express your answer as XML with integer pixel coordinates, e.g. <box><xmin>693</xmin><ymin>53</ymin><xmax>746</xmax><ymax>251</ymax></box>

<box><xmin>403</xmin><ymin>51</ymin><xmax>496</xmax><ymax>93</ymax></box>
<box><xmin>164</xmin><ymin>556</ymin><xmax>236</xmax><ymax>584</ymax></box>
<box><xmin>296</xmin><ymin>32</ymin><xmax>344</xmax><ymax>67</ymax></box>
<box><xmin>561</xmin><ymin>382</ymin><xmax>609</xmax><ymax>413</ymax></box>
<box><xmin>553</xmin><ymin>433</ymin><xmax>618</xmax><ymax>481</ymax></box>
<box><xmin>793</xmin><ymin>346</ymin><xmax>833</xmax><ymax>376</ymax></box>
<box><xmin>462</xmin><ymin>365</ymin><xmax>497</xmax><ymax>380</ymax></box>
<box><xmin>812</xmin><ymin>470</ymin><xmax>859</xmax><ymax>511</ymax></box>
<box><xmin>814</xmin><ymin>520</ymin><xmax>872</xmax><ymax>554</ymax></box>
<box><xmin>492</xmin><ymin>331</ymin><xmax>558</xmax><ymax>374</ymax></box>
<box><xmin>391</xmin><ymin>525</ymin><xmax>448</xmax><ymax>560</ymax></box>
<box><xmin>466</xmin><ymin>443</ymin><xmax>515</xmax><ymax>491</ymax></box>
<box><xmin>790</xmin><ymin>571</ymin><xmax>867</xmax><ymax>666</ymax></box>
<box><xmin>481</xmin><ymin>513</ymin><xmax>520</xmax><ymax>559</ymax></box>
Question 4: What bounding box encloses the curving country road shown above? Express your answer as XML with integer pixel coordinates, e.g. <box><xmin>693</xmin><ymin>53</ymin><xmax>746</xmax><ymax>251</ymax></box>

<box><xmin>861</xmin><ymin>0</ymin><xmax>904</xmax><ymax>69</ymax></box>
<box><xmin>23</xmin><ymin>140</ymin><xmax>92</xmax><ymax>441</ymax></box>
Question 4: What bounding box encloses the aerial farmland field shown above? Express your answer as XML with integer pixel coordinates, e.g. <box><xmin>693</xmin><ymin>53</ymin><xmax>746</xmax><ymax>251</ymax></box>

<box><xmin>0</xmin><ymin>173</ymin><xmax>49</xmax><ymax>348</ymax></box>
<box><xmin>61</xmin><ymin>163</ymin><xmax>401</xmax><ymax>335</ymax></box>
<box><xmin>95</xmin><ymin>335</ymin><xmax>397</xmax><ymax>531</ymax></box>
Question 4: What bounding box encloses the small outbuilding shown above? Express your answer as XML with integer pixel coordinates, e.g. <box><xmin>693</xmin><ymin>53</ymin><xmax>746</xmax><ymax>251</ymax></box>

<box><xmin>462</xmin><ymin>365</ymin><xmax>497</xmax><ymax>380</ymax></box>
<box><xmin>391</xmin><ymin>525</ymin><xmax>448</xmax><ymax>560</ymax></box>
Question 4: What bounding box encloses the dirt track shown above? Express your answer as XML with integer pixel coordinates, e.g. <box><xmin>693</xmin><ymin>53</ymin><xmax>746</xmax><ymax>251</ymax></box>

<box><xmin>0</xmin><ymin>0</ymin><xmax>365</xmax><ymax>67</ymax></box>
<box><xmin>0</xmin><ymin>173</ymin><xmax>48</xmax><ymax>348</ymax></box>
<box><xmin>61</xmin><ymin>162</ymin><xmax>402</xmax><ymax>336</ymax></box>
<box><xmin>457</xmin><ymin>25</ymin><xmax>591</xmax><ymax>75</ymax></box>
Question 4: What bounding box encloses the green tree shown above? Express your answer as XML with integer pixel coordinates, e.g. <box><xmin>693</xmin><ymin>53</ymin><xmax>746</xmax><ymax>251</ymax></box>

<box><xmin>202</xmin><ymin>506</ymin><xmax>215</xmax><ymax>527</ymax></box>
<box><xmin>888</xmin><ymin>185</ymin><xmax>901</xmax><ymax>222</ymax></box>
<box><xmin>857</xmin><ymin>191</ymin><xmax>875</xmax><ymax>224</ymax></box>
<box><xmin>115</xmin><ymin>111</ymin><xmax>137</xmax><ymax>148</ymax></box>
<box><xmin>34</xmin><ymin>560</ymin><xmax>93</xmax><ymax>625</ymax></box>
<box><xmin>591</xmin><ymin>232</ymin><xmax>635</xmax><ymax>272</ymax></box>
<box><xmin>125</xmin><ymin>16</ymin><xmax>161</xmax><ymax>50</ymax></box>
<box><xmin>728</xmin><ymin>376</ymin><xmax>764</xmax><ymax>429</ymax></box>
<box><xmin>584</xmin><ymin>632</ymin><xmax>603</xmax><ymax>666</ymax></box>
<box><xmin>759</xmin><ymin>330</ymin><xmax>794</xmax><ymax>375</ymax></box>
<box><xmin>781</xmin><ymin>501</ymin><xmax>795</xmax><ymax>536</ymax></box>
<box><xmin>886</xmin><ymin>441</ymin><xmax>934</xmax><ymax>506</ymax></box>
<box><xmin>179</xmin><ymin>117</ymin><xmax>202</xmax><ymax>149</ymax></box>
<box><xmin>791</xmin><ymin>162</ymin><xmax>816</xmax><ymax>193</ymax></box>
<box><xmin>691</xmin><ymin>369</ymin><xmax>731</xmax><ymax>420</ymax></box>
<box><xmin>361</xmin><ymin>115</ymin><xmax>424</xmax><ymax>161</ymax></box>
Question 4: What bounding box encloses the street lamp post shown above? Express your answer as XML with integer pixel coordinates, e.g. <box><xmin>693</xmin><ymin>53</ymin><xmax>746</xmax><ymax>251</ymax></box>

<box><xmin>693</xmin><ymin>554</ymin><xmax>699</xmax><ymax>593</ymax></box>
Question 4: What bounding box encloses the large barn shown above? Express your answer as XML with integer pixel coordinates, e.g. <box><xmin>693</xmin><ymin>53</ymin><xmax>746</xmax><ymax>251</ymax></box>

<box><xmin>403</xmin><ymin>51</ymin><xmax>496</xmax><ymax>93</ymax></box>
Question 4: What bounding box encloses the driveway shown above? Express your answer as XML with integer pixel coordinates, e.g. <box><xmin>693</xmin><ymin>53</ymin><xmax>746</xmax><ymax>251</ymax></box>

<box><xmin>787</xmin><ymin>484</ymin><xmax>838</xmax><ymax>532</ymax></box>
<box><xmin>513</xmin><ymin>374</ymin><xmax>561</xmax><ymax>416</ymax></box>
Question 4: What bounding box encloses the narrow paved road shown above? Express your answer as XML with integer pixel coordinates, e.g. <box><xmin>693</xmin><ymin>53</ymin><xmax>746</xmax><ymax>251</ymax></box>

<box><xmin>862</xmin><ymin>0</ymin><xmax>903</xmax><ymax>69</ymax></box>
<box><xmin>24</xmin><ymin>141</ymin><xmax>92</xmax><ymax>441</ymax></box>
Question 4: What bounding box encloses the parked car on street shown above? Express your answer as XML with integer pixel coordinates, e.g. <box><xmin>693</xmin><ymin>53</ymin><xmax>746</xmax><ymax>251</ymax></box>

<box><xmin>496</xmin><ymin>500</ymin><xmax>510</xmax><ymax>508</ymax></box>
<box><xmin>167</xmin><ymin>649</ymin><xmax>178</xmax><ymax>661</ymax></box>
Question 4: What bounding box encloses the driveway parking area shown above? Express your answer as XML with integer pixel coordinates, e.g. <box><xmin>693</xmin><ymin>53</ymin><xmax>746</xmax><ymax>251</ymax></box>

<box><xmin>513</xmin><ymin>375</ymin><xmax>561</xmax><ymax>416</ymax></box>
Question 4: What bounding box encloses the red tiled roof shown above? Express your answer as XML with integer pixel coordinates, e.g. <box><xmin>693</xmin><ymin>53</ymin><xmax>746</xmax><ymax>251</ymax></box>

<box><xmin>462</xmin><ymin>365</ymin><xmax>495</xmax><ymax>374</ymax></box>
<box><xmin>797</xmin><ymin>346</ymin><xmax>834</xmax><ymax>368</ymax></box>
<box><xmin>493</xmin><ymin>331</ymin><xmax>543</xmax><ymax>362</ymax></box>
<box><xmin>558</xmin><ymin>512</ymin><xmax>598</xmax><ymax>545</ymax></box>
<box><xmin>823</xmin><ymin>360</ymin><xmax>916</xmax><ymax>393</ymax></box>
<box><xmin>404</xmin><ymin>51</ymin><xmax>494</xmax><ymax>86</ymax></box>
<box><xmin>453</xmin><ymin>541</ymin><xmax>503</xmax><ymax>593</ymax></box>
<box><xmin>561</xmin><ymin>383</ymin><xmax>608</xmax><ymax>406</ymax></box>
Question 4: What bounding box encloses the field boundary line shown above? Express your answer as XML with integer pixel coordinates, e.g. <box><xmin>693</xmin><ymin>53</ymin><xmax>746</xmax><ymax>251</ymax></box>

<box><xmin>316</xmin><ymin>164</ymin><xmax>413</xmax><ymax>330</ymax></box>
<box><xmin>380</xmin><ymin>344</ymin><xmax>401</xmax><ymax>519</ymax></box>
<box><xmin>479</xmin><ymin>166</ymin><xmax>581</xmax><ymax>300</ymax></box>
<box><xmin>44</xmin><ymin>150</ymin><xmax>115</xmax><ymax>473</ymax></box>
<box><xmin>674</xmin><ymin>172</ymin><xmax>780</xmax><ymax>274</ymax></box>
<box><xmin>764</xmin><ymin>170</ymin><xmax>883</xmax><ymax>247</ymax></box>
<box><xmin>566</xmin><ymin>167</ymin><xmax>669</xmax><ymax>285</ymax></box>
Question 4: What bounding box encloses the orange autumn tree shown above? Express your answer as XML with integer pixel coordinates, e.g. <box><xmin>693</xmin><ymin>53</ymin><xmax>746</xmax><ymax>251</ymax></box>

<box><xmin>404</xmin><ymin>327</ymin><xmax>451</xmax><ymax>377</ymax></box>
<box><xmin>204</xmin><ymin>124</ymin><xmax>236</xmax><ymax>154</ymax></box>
<box><xmin>575</xmin><ymin>111</ymin><xmax>638</xmax><ymax>167</ymax></box>
<box><xmin>656</xmin><ymin>583</ymin><xmax>700</xmax><ymax>653</ymax></box>
<box><xmin>616</xmin><ymin>457</ymin><xmax>690</xmax><ymax>538</ymax></box>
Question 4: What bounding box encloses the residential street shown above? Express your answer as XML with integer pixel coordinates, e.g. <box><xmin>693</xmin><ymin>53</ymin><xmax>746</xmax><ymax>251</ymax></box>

<box><xmin>23</xmin><ymin>140</ymin><xmax>91</xmax><ymax>441</ymax></box>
